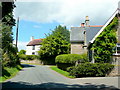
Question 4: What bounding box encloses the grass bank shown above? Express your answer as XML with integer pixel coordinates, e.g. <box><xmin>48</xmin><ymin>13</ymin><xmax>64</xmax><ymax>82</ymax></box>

<box><xmin>0</xmin><ymin>65</ymin><xmax>22</xmax><ymax>83</ymax></box>
<box><xmin>50</xmin><ymin>66</ymin><xmax>75</xmax><ymax>78</ymax></box>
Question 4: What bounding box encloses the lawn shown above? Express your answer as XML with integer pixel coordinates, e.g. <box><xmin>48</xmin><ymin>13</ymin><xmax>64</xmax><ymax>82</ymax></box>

<box><xmin>50</xmin><ymin>66</ymin><xmax>75</xmax><ymax>78</ymax></box>
<box><xmin>0</xmin><ymin>65</ymin><xmax>22</xmax><ymax>83</ymax></box>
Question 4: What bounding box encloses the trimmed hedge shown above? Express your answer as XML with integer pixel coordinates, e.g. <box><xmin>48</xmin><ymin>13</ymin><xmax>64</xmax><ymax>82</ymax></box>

<box><xmin>55</xmin><ymin>53</ymin><xmax>88</xmax><ymax>64</ymax></box>
<box><xmin>55</xmin><ymin>54</ymin><xmax>88</xmax><ymax>70</ymax></box>
<box><xmin>67</xmin><ymin>62</ymin><xmax>114</xmax><ymax>77</ymax></box>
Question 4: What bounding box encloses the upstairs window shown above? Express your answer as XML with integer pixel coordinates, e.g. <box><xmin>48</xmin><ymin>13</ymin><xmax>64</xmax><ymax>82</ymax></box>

<box><xmin>32</xmin><ymin>45</ymin><xmax>35</xmax><ymax>50</ymax></box>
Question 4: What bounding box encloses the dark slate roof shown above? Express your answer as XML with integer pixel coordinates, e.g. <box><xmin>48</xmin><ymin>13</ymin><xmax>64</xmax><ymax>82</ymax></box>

<box><xmin>27</xmin><ymin>39</ymin><xmax>43</xmax><ymax>46</ymax></box>
<box><xmin>70</xmin><ymin>26</ymin><xmax>102</xmax><ymax>44</ymax></box>
<box><xmin>70</xmin><ymin>27</ymin><xmax>84</xmax><ymax>42</ymax></box>
<box><xmin>86</xmin><ymin>27</ymin><xmax>102</xmax><ymax>44</ymax></box>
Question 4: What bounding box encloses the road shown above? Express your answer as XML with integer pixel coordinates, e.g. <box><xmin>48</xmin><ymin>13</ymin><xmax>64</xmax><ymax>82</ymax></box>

<box><xmin>2</xmin><ymin>64</ymin><xmax>120</xmax><ymax>89</ymax></box>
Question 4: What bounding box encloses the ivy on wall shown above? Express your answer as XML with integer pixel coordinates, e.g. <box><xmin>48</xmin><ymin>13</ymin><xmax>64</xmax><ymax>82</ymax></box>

<box><xmin>92</xmin><ymin>17</ymin><xmax>118</xmax><ymax>63</ymax></box>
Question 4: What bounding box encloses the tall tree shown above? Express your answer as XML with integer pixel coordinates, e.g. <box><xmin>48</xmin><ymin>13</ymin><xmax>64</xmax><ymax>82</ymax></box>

<box><xmin>0</xmin><ymin>2</ymin><xmax>19</xmax><ymax>67</ymax></box>
<box><xmin>38</xmin><ymin>25</ymin><xmax>70</xmax><ymax>64</ymax></box>
<box><xmin>52</xmin><ymin>25</ymin><xmax>70</xmax><ymax>42</ymax></box>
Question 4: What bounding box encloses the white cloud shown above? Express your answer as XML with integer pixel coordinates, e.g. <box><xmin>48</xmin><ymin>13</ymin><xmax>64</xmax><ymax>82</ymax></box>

<box><xmin>13</xmin><ymin>41</ymin><xmax>28</xmax><ymax>51</ymax></box>
<box><xmin>33</xmin><ymin>25</ymin><xmax>41</xmax><ymax>28</ymax></box>
<box><xmin>14</xmin><ymin>0</ymin><xmax>120</xmax><ymax>26</ymax></box>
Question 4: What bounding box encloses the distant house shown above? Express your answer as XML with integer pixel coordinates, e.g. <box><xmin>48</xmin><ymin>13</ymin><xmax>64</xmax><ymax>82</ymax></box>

<box><xmin>26</xmin><ymin>36</ymin><xmax>43</xmax><ymax>55</ymax></box>
<box><xmin>70</xmin><ymin>16</ymin><xmax>103</xmax><ymax>55</ymax></box>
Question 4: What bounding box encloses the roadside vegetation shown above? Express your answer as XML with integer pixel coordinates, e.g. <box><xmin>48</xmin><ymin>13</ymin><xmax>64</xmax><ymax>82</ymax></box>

<box><xmin>38</xmin><ymin>25</ymin><xmax>70</xmax><ymax>65</ymax></box>
<box><xmin>50</xmin><ymin>66</ymin><xmax>75</xmax><ymax>78</ymax></box>
<box><xmin>0</xmin><ymin>65</ymin><xmax>22</xmax><ymax>82</ymax></box>
<box><xmin>0</xmin><ymin>2</ymin><xmax>22</xmax><ymax>82</ymax></box>
<box><xmin>18</xmin><ymin>49</ymin><xmax>39</xmax><ymax>60</ymax></box>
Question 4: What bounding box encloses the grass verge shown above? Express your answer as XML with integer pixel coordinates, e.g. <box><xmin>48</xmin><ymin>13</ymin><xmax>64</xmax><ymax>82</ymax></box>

<box><xmin>0</xmin><ymin>65</ymin><xmax>22</xmax><ymax>83</ymax></box>
<box><xmin>50</xmin><ymin>66</ymin><xmax>75</xmax><ymax>78</ymax></box>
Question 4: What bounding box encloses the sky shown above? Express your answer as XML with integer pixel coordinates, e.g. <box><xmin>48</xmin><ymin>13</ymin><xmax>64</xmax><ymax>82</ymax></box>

<box><xmin>13</xmin><ymin>0</ymin><xmax>120</xmax><ymax>51</ymax></box>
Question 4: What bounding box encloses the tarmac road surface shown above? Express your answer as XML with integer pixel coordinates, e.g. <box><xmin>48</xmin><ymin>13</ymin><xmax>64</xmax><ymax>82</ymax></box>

<box><xmin>2</xmin><ymin>64</ymin><xmax>120</xmax><ymax>90</ymax></box>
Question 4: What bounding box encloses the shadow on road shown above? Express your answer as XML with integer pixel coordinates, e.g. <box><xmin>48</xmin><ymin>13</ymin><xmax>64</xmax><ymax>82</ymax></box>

<box><xmin>2</xmin><ymin>81</ymin><xmax>120</xmax><ymax>90</ymax></box>
<box><xmin>21</xmin><ymin>64</ymin><xmax>36</xmax><ymax>68</ymax></box>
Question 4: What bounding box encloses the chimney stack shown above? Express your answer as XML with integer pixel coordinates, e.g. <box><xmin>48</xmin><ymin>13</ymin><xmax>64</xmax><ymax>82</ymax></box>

<box><xmin>30</xmin><ymin>36</ymin><xmax>34</xmax><ymax>41</ymax></box>
<box><xmin>118</xmin><ymin>1</ymin><xmax>120</xmax><ymax>9</ymax></box>
<box><xmin>85</xmin><ymin>16</ymin><xmax>89</xmax><ymax>27</ymax></box>
<box><xmin>81</xmin><ymin>23</ymin><xmax>85</xmax><ymax>27</ymax></box>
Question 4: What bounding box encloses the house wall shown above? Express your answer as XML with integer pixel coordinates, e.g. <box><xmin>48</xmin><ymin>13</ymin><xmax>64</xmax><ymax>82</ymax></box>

<box><xmin>26</xmin><ymin>45</ymin><xmax>41</xmax><ymax>55</ymax></box>
<box><xmin>108</xmin><ymin>55</ymin><xmax>120</xmax><ymax>76</ymax></box>
<box><xmin>71</xmin><ymin>42</ymin><xmax>87</xmax><ymax>54</ymax></box>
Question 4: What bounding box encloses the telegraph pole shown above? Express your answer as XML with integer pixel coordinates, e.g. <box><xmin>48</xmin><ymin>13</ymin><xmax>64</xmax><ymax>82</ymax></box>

<box><xmin>16</xmin><ymin>17</ymin><xmax>19</xmax><ymax>48</ymax></box>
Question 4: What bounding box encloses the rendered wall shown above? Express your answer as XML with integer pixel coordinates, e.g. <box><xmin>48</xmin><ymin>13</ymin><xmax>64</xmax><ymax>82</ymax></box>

<box><xmin>26</xmin><ymin>45</ymin><xmax>41</xmax><ymax>55</ymax></box>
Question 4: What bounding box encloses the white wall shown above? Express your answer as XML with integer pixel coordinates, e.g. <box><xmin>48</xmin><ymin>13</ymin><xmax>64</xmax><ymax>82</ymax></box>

<box><xmin>26</xmin><ymin>45</ymin><xmax>41</xmax><ymax>55</ymax></box>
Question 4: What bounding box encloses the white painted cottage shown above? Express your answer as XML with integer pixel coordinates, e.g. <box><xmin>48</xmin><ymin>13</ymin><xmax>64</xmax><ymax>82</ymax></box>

<box><xmin>26</xmin><ymin>36</ymin><xmax>43</xmax><ymax>55</ymax></box>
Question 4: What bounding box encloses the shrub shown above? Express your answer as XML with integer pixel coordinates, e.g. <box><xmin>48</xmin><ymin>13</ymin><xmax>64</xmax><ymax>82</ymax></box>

<box><xmin>26</xmin><ymin>55</ymin><xmax>39</xmax><ymax>60</ymax></box>
<box><xmin>18</xmin><ymin>54</ymin><xmax>27</xmax><ymax>60</ymax></box>
<box><xmin>67</xmin><ymin>62</ymin><xmax>114</xmax><ymax>77</ymax></box>
<box><xmin>56</xmin><ymin>53</ymin><xmax>88</xmax><ymax>64</ymax></box>
<box><xmin>55</xmin><ymin>54</ymin><xmax>88</xmax><ymax>70</ymax></box>
<box><xmin>18</xmin><ymin>54</ymin><xmax>39</xmax><ymax>60</ymax></box>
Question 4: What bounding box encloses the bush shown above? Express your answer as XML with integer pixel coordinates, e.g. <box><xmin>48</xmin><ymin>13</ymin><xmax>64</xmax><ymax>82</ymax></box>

<box><xmin>67</xmin><ymin>62</ymin><xmax>114</xmax><ymax>77</ymax></box>
<box><xmin>18</xmin><ymin>54</ymin><xmax>27</xmax><ymax>60</ymax></box>
<box><xmin>18</xmin><ymin>54</ymin><xmax>39</xmax><ymax>60</ymax></box>
<box><xmin>56</xmin><ymin>53</ymin><xmax>88</xmax><ymax>64</ymax></box>
<box><xmin>55</xmin><ymin>53</ymin><xmax>88</xmax><ymax>70</ymax></box>
<box><xmin>26</xmin><ymin>55</ymin><xmax>39</xmax><ymax>60</ymax></box>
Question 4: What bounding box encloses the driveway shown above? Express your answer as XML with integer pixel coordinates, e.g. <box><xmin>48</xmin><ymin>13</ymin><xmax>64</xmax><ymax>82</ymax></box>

<box><xmin>2</xmin><ymin>64</ymin><xmax>120</xmax><ymax>89</ymax></box>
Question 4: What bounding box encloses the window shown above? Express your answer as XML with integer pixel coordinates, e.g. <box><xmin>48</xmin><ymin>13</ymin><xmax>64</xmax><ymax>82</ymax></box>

<box><xmin>32</xmin><ymin>52</ymin><xmax>35</xmax><ymax>55</ymax></box>
<box><xmin>32</xmin><ymin>45</ymin><xmax>35</xmax><ymax>50</ymax></box>
<box><xmin>113</xmin><ymin>44</ymin><xmax>120</xmax><ymax>55</ymax></box>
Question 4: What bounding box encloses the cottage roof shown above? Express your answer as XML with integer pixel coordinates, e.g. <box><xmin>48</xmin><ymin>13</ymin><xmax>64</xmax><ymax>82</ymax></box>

<box><xmin>70</xmin><ymin>26</ymin><xmax>102</xmax><ymax>44</ymax></box>
<box><xmin>86</xmin><ymin>26</ymin><xmax>102</xmax><ymax>44</ymax></box>
<box><xmin>27</xmin><ymin>39</ymin><xmax>43</xmax><ymax>46</ymax></box>
<box><xmin>70</xmin><ymin>27</ymin><xmax>84</xmax><ymax>42</ymax></box>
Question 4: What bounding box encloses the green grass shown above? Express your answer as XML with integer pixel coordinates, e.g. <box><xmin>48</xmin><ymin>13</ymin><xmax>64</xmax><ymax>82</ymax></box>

<box><xmin>50</xmin><ymin>66</ymin><xmax>75</xmax><ymax>78</ymax></box>
<box><xmin>0</xmin><ymin>65</ymin><xmax>22</xmax><ymax>83</ymax></box>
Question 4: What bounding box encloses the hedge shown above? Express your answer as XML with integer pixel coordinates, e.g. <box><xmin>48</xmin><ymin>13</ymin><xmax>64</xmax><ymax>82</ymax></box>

<box><xmin>55</xmin><ymin>53</ymin><xmax>88</xmax><ymax>64</ymax></box>
<box><xmin>18</xmin><ymin>54</ymin><xmax>39</xmax><ymax>60</ymax></box>
<box><xmin>67</xmin><ymin>62</ymin><xmax>114</xmax><ymax>77</ymax></box>
<box><xmin>55</xmin><ymin>54</ymin><xmax>88</xmax><ymax>70</ymax></box>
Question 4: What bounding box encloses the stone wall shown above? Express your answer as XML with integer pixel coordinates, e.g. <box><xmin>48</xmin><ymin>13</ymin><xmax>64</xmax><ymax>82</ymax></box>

<box><xmin>108</xmin><ymin>55</ymin><xmax>120</xmax><ymax>76</ymax></box>
<box><xmin>71</xmin><ymin>43</ymin><xmax>87</xmax><ymax>54</ymax></box>
<box><xmin>21</xmin><ymin>59</ymin><xmax>43</xmax><ymax>65</ymax></box>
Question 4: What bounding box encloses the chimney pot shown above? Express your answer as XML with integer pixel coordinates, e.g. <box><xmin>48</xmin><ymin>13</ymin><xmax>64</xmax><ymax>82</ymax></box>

<box><xmin>81</xmin><ymin>23</ymin><xmax>85</xmax><ymax>27</ymax></box>
<box><xmin>85</xmin><ymin>16</ymin><xmax>89</xmax><ymax>27</ymax></box>
<box><xmin>30</xmin><ymin>36</ymin><xmax>34</xmax><ymax>41</ymax></box>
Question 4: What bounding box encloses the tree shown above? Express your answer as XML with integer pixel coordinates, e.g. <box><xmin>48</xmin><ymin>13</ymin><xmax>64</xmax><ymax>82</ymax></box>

<box><xmin>38</xmin><ymin>25</ymin><xmax>70</xmax><ymax>64</ymax></box>
<box><xmin>52</xmin><ymin>25</ymin><xmax>70</xmax><ymax>42</ymax></box>
<box><xmin>18</xmin><ymin>50</ymin><xmax>26</xmax><ymax>55</ymax></box>
<box><xmin>0</xmin><ymin>2</ymin><xmax>19</xmax><ymax>67</ymax></box>
<box><xmin>2</xmin><ymin>2</ymin><xmax>16</xmax><ymax>26</ymax></box>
